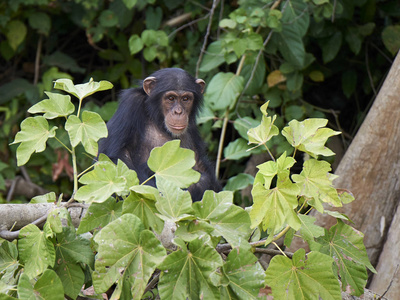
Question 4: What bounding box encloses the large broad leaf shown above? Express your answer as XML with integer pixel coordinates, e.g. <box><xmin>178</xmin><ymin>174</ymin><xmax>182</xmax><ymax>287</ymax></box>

<box><xmin>77</xmin><ymin>197</ymin><xmax>123</xmax><ymax>234</ymax></box>
<box><xmin>298</xmin><ymin>214</ymin><xmax>325</xmax><ymax>244</ymax></box>
<box><xmin>54</xmin><ymin>78</ymin><xmax>113</xmax><ymax>100</ymax></box>
<box><xmin>199</xmin><ymin>41</ymin><xmax>226</xmax><ymax>72</ymax></box>
<box><xmin>312</xmin><ymin>220</ymin><xmax>376</xmax><ymax>296</ymax></box>
<box><xmin>65</xmin><ymin>111</ymin><xmax>107</xmax><ymax>156</ymax></box>
<box><xmin>282</xmin><ymin>118</ymin><xmax>341</xmax><ymax>158</ymax></box>
<box><xmin>54</xmin><ymin>262</ymin><xmax>84</xmax><ymax>300</ymax></box>
<box><xmin>18</xmin><ymin>225</ymin><xmax>55</xmax><ymax>278</ymax></box>
<box><xmin>75</xmin><ymin>156</ymin><xmax>138</xmax><ymax>203</ymax></box>
<box><xmin>292</xmin><ymin>159</ymin><xmax>341</xmax><ymax>212</ymax></box>
<box><xmin>28</xmin><ymin>92</ymin><xmax>75</xmax><ymax>119</ymax></box>
<box><xmin>123</xmin><ymin>185</ymin><xmax>164</xmax><ymax>233</ymax></box>
<box><xmin>11</xmin><ymin>116</ymin><xmax>57</xmax><ymax>166</ymax></box>
<box><xmin>93</xmin><ymin>214</ymin><xmax>166</xmax><ymax>298</ymax></box>
<box><xmin>265</xmin><ymin>249</ymin><xmax>341</xmax><ymax>300</ymax></box>
<box><xmin>0</xmin><ymin>241</ymin><xmax>20</xmax><ymax>289</ymax></box>
<box><xmin>250</xmin><ymin>174</ymin><xmax>301</xmax><ymax>233</ymax></box>
<box><xmin>155</xmin><ymin>177</ymin><xmax>195</xmax><ymax>222</ymax></box>
<box><xmin>224</xmin><ymin>138</ymin><xmax>252</xmax><ymax>160</ymax></box>
<box><xmin>147</xmin><ymin>140</ymin><xmax>200</xmax><ymax>188</ymax></box>
<box><xmin>204</xmin><ymin>72</ymin><xmax>244</xmax><ymax>111</ymax></box>
<box><xmin>192</xmin><ymin>191</ymin><xmax>251</xmax><ymax>247</ymax></box>
<box><xmin>18</xmin><ymin>270</ymin><xmax>64</xmax><ymax>300</ymax></box>
<box><xmin>221</xmin><ymin>246</ymin><xmax>265</xmax><ymax>299</ymax></box>
<box><xmin>276</xmin><ymin>0</ymin><xmax>310</xmax><ymax>69</ymax></box>
<box><xmin>158</xmin><ymin>237</ymin><xmax>223</xmax><ymax>300</ymax></box>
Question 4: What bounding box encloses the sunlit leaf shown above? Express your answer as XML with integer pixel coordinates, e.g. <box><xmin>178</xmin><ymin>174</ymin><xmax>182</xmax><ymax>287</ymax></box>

<box><xmin>148</xmin><ymin>140</ymin><xmax>200</xmax><ymax>188</ymax></box>
<box><xmin>282</xmin><ymin>118</ymin><xmax>341</xmax><ymax>158</ymax></box>
<box><xmin>155</xmin><ymin>177</ymin><xmax>194</xmax><ymax>222</ymax></box>
<box><xmin>298</xmin><ymin>214</ymin><xmax>325</xmax><ymax>243</ymax></box>
<box><xmin>28</xmin><ymin>92</ymin><xmax>75</xmax><ymax>119</ymax></box>
<box><xmin>193</xmin><ymin>191</ymin><xmax>251</xmax><ymax>247</ymax></box>
<box><xmin>292</xmin><ymin>159</ymin><xmax>341</xmax><ymax>211</ymax></box>
<box><xmin>11</xmin><ymin>116</ymin><xmax>57</xmax><ymax>166</ymax></box>
<box><xmin>265</xmin><ymin>249</ymin><xmax>341</xmax><ymax>300</ymax></box>
<box><xmin>18</xmin><ymin>225</ymin><xmax>55</xmax><ymax>278</ymax></box>
<box><xmin>75</xmin><ymin>156</ymin><xmax>138</xmax><ymax>203</ymax></box>
<box><xmin>54</xmin><ymin>78</ymin><xmax>113</xmax><ymax>100</ymax></box>
<box><xmin>65</xmin><ymin>111</ymin><xmax>107</xmax><ymax>155</ymax></box>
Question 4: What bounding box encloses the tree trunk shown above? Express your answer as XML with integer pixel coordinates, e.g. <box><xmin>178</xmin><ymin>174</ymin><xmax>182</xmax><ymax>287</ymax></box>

<box><xmin>314</xmin><ymin>51</ymin><xmax>400</xmax><ymax>296</ymax></box>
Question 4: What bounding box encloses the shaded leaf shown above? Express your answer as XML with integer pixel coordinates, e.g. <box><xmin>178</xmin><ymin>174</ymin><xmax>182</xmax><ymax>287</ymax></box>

<box><xmin>18</xmin><ymin>270</ymin><xmax>64</xmax><ymax>300</ymax></box>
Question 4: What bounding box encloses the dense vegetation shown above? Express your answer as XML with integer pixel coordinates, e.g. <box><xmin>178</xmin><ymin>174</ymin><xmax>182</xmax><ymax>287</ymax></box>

<box><xmin>0</xmin><ymin>0</ymin><xmax>399</xmax><ymax>299</ymax></box>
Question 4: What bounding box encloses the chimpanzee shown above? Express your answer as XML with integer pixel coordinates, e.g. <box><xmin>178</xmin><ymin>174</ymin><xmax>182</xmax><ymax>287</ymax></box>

<box><xmin>98</xmin><ymin>68</ymin><xmax>221</xmax><ymax>202</ymax></box>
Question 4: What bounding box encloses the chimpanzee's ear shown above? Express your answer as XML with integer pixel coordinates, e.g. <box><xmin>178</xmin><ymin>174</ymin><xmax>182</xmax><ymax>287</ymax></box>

<box><xmin>143</xmin><ymin>76</ymin><xmax>156</xmax><ymax>96</ymax></box>
<box><xmin>195</xmin><ymin>79</ymin><xmax>206</xmax><ymax>94</ymax></box>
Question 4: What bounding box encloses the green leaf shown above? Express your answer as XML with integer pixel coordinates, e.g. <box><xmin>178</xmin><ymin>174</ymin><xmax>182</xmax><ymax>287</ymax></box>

<box><xmin>247</xmin><ymin>102</ymin><xmax>279</xmax><ymax>148</ymax></box>
<box><xmin>54</xmin><ymin>78</ymin><xmax>113</xmax><ymax>100</ymax></box>
<box><xmin>0</xmin><ymin>241</ymin><xmax>19</xmax><ymax>288</ymax></box>
<box><xmin>18</xmin><ymin>224</ymin><xmax>55</xmax><ymax>278</ymax></box>
<box><xmin>93</xmin><ymin>214</ymin><xmax>166</xmax><ymax>298</ymax></box>
<box><xmin>28</xmin><ymin>92</ymin><xmax>75</xmax><ymax>119</ymax></box>
<box><xmin>75</xmin><ymin>156</ymin><xmax>138</xmax><ymax>203</ymax></box>
<box><xmin>122</xmin><ymin>0</ymin><xmax>137</xmax><ymax>9</ymax></box>
<box><xmin>31</xmin><ymin>192</ymin><xmax>57</xmax><ymax>203</ymax></box>
<box><xmin>204</xmin><ymin>72</ymin><xmax>244</xmax><ymax>111</ymax></box>
<box><xmin>158</xmin><ymin>238</ymin><xmax>223</xmax><ymax>300</ymax></box>
<box><xmin>55</xmin><ymin>227</ymin><xmax>95</xmax><ymax>267</ymax></box>
<box><xmin>193</xmin><ymin>191</ymin><xmax>251</xmax><ymax>247</ymax></box>
<box><xmin>221</xmin><ymin>246</ymin><xmax>265</xmax><ymax>299</ymax></box>
<box><xmin>147</xmin><ymin>140</ymin><xmax>200</xmax><ymax>189</ymax></box>
<box><xmin>65</xmin><ymin>111</ymin><xmax>107</xmax><ymax>155</ymax></box>
<box><xmin>250</xmin><ymin>174</ymin><xmax>301</xmax><ymax>233</ymax></box>
<box><xmin>313</xmin><ymin>220</ymin><xmax>375</xmax><ymax>296</ymax></box>
<box><xmin>233</xmin><ymin>117</ymin><xmax>259</xmax><ymax>140</ymax></box>
<box><xmin>123</xmin><ymin>185</ymin><xmax>164</xmax><ymax>232</ymax></box>
<box><xmin>99</xmin><ymin>10</ymin><xmax>119</xmax><ymax>27</ymax></box>
<box><xmin>381</xmin><ymin>25</ymin><xmax>400</xmax><ymax>56</ymax></box>
<box><xmin>224</xmin><ymin>138</ymin><xmax>252</xmax><ymax>160</ymax></box>
<box><xmin>199</xmin><ymin>41</ymin><xmax>226</xmax><ymax>72</ymax></box>
<box><xmin>28</xmin><ymin>12</ymin><xmax>51</xmax><ymax>36</ymax></box>
<box><xmin>292</xmin><ymin>159</ymin><xmax>341</xmax><ymax>211</ymax></box>
<box><xmin>265</xmin><ymin>249</ymin><xmax>341</xmax><ymax>300</ymax></box>
<box><xmin>54</xmin><ymin>262</ymin><xmax>84</xmax><ymax>300</ymax></box>
<box><xmin>6</xmin><ymin>20</ymin><xmax>27</xmax><ymax>50</ymax></box>
<box><xmin>11</xmin><ymin>116</ymin><xmax>57</xmax><ymax>166</ymax></box>
<box><xmin>321</xmin><ymin>31</ymin><xmax>342</xmax><ymax>63</ymax></box>
<box><xmin>77</xmin><ymin>197</ymin><xmax>123</xmax><ymax>234</ymax></box>
<box><xmin>282</xmin><ymin>118</ymin><xmax>341</xmax><ymax>158</ymax></box>
<box><xmin>298</xmin><ymin>214</ymin><xmax>325</xmax><ymax>243</ymax></box>
<box><xmin>18</xmin><ymin>270</ymin><xmax>64</xmax><ymax>300</ymax></box>
<box><xmin>224</xmin><ymin>173</ymin><xmax>254</xmax><ymax>192</ymax></box>
<box><xmin>155</xmin><ymin>177</ymin><xmax>194</xmax><ymax>222</ymax></box>
<box><xmin>128</xmin><ymin>34</ymin><xmax>143</xmax><ymax>55</ymax></box>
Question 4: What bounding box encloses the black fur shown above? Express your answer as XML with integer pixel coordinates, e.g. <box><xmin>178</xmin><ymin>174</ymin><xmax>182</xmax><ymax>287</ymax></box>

<box><xmin>98</xmin><ymin>68</ymin><xmax>220</xmax><ymax>201</ymax></box>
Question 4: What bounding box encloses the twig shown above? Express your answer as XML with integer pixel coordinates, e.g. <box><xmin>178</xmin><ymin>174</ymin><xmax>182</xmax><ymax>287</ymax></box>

<box><xmin>34</xmin><ymin>35</ymin><xmax>43</xmax><ymax>85</ymax></box>
<box><xmin>196</xmin><ymin>0</ymin><xmax>220</xmax><ymax>78</ymax></box>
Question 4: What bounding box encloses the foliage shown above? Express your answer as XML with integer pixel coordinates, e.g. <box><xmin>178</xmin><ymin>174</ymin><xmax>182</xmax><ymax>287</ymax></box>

<box><xmin>0</xmin><ymin>79</ymin><xmax>375</xmax><ymax>299</ymax></box>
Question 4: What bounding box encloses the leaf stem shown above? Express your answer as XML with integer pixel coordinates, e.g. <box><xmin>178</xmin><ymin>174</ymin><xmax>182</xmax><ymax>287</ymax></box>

<box><xmin>263</xmin><ymin>143</ymin><xmax>275</xmax><ymax>162</ymax></box>
<box><xmin>141</xmin><ymin>174</ymin><xmax>155</xmax><ymax>186</ymax></box>
<box><xmin>77</xmin><ymin>98</ymin><xmax>83</xmax><ymax>118</ymax></box>
<box><xmin>71</xmin><ymin>147</ymin><xmax>78</xmax><ymax>193</ymax></box>
<box><xmin>54</xmin><ymin>136</ymin><xmax>72</xmax><ymax>153</ymax></box>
